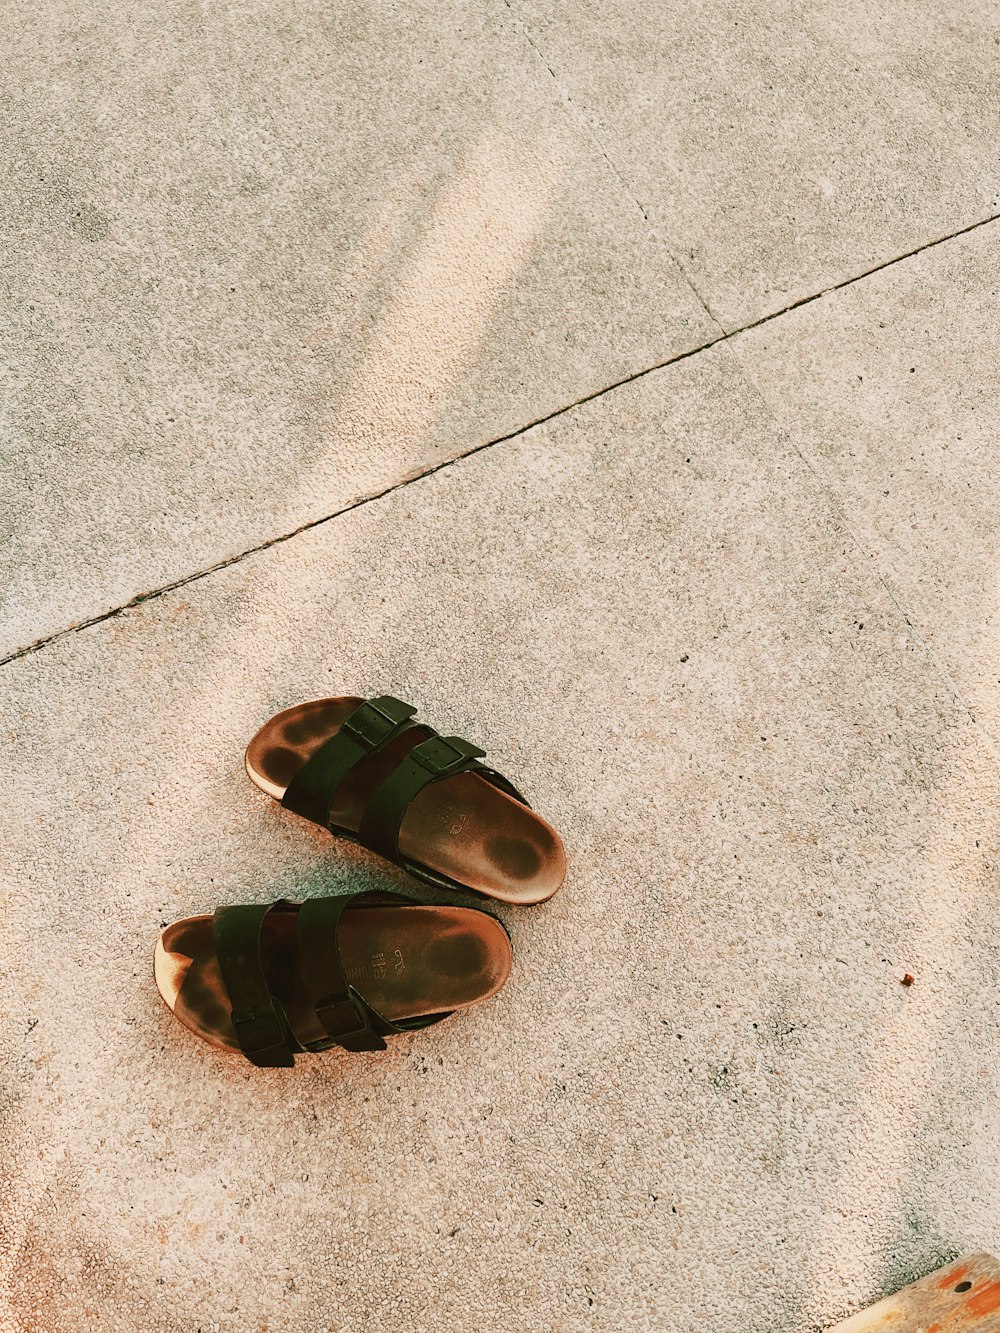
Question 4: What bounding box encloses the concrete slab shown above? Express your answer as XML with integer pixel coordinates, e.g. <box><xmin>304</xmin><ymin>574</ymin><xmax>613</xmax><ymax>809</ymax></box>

<box><xmin>0</xmin><ymin>0</ymin><xmax>714</xmax><ymax>662</ymax></box>
<box><xmin>503</xmin><ymin>0</ymin><xmax>1000</xmax><ymax>328</ymax></box>
<box><xmin>732</xmin><ymin>222</ymin><xmax>1000</xmax><ymax>752</ymax></box>
<box><xmin>3</xmin><ymin>343</ymin><xmax>998</xmax><ymax>1332</ymax></box>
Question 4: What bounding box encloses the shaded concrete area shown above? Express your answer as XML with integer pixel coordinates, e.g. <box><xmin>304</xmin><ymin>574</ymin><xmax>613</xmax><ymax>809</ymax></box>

<box><xmin>733</xmin><ymin>224</ymin><xmax>1000</xmax><ymax>752</ymax></box>
<box><xmin>0</xmin><ymin>0</ymin><xmax>712</xmax><ymax>660</ymax></box>
<box><xmin>3</xmin><ymin>3</ymin><xmax>1000</xmax><ymax>1331</ymax></box>
<box><xmin>506</xmin><ymin>0</ymin><xmax>1000</xmax><ymax>326</ymax></box>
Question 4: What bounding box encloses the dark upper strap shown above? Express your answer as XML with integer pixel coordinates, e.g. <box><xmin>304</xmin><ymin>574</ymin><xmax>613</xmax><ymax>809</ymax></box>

<box><xmin>357</xmin><ymin>734</ymin><xmax>489</xmax><ymax>862</ymax></box>
<box><xmin>281</xmin><ymin>695</ymin><xmax>417</xmax><ymax>827</ymax></box>
<box><xmin>295</xmin><ymin>893</ymin><xmax>408</xmax><ymax>1053</ymax></box>
<box><xmin>281</xmin><ymin>694</ymin><xmax>532</xmax><ymax>882</ymax></box>
<box><xmin>213</xmin><ymin>902</ymin><xmax>299</xmax><ymax>1068</ymax></box>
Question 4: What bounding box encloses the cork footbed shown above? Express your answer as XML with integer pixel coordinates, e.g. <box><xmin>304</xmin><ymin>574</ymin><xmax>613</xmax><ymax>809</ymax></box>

<box><xmin>154</xmin><ymin>903</ymin><xmax>513</xmax><ymax>1056</ymax></box>
<box><xmin>244</xmin><ymin>697</ymin><xmax>567</xmax><ymax>905</ymax></box>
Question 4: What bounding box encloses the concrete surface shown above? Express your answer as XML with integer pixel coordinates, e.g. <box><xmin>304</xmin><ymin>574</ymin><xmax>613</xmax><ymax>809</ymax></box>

<box><xmin>3</xmin><ymin>338</ymin><xmax>999</xmax><ymax>1332</ymax></box>
<box><xmin>3</xmin><ymin>3</ymin><xmax>1000</xmax><ymax>1332</ymax></box>
<box><xmin>507</xmin><ymin>0</ymin><xmax>1000</xmax><ymax>327</ymax></box>
<box><xmin>733</xmin><ymin>222</ymin><xmax>1000</xmax><ymax>753</ymax></box>
<box><xmin>0</xmin><ymin>0</ymin><xmax>713</xmax><ymax>660</ymax></box>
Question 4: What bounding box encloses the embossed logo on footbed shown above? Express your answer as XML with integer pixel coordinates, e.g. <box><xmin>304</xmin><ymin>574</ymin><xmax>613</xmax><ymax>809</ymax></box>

<box><xmin>346</xmin><ymin>949</ymin><xmax>406</xmax><ymax>983</ymax></box>
<box><xmin>438</xmin><ymin>804</ymin><xmax>468</xmax><ymax>836</ymax></box>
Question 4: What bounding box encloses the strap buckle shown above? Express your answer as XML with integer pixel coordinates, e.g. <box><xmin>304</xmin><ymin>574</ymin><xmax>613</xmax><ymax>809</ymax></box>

<box><xmin>315</xmin><ymin>986</ymin><xmax>387</xmax><ymax>1052</ymax></box>
<box><xmin>341</xmin><ymin>696</ymin><xmax>416</xmax><ymax>751</ymax></box>
<box><xmin>231</xmin><ymin>1006</ymin><xmax>293</xmax><ymax>1066</ymax></box>
<box><xmin>411</xmin><ymin>735</ymin><xmax>485</xmax><ymax>777</ymax></box>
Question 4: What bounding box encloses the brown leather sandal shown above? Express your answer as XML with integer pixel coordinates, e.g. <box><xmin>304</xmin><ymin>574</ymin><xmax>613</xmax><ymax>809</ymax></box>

<box><xmin>154</xmin><ymin>889</ymin><xmax>512</xmax><ymax>1066</ymax></box>
<box><xmin>245</xmin><ymin>695</ymin><xmax>566</xmax><ymax>905</ymax></box>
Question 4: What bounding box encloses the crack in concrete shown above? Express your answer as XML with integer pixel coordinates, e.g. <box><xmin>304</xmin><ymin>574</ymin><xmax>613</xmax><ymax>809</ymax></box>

<box><xmin>500</xmin><ymin>0</ymin><xmax>651</xmax><ymax>221</ymax></box>
<box><xmin>500</xmin><ymin>0</ymin><xmax>727</xmax><ymax>330</ymax></box>
<box><xmin>736</xmin><ymin>208</ymin><xmax>1000</xmax><ymax>336</ymax></box>
<box><xmin>2</xmin><ymin>209</ymin><xmax>998</xmax><ymax>672</ymax></box>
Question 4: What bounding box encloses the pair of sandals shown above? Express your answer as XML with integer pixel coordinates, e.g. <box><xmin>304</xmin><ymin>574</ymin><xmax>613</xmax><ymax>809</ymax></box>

<box><xmin>154</xmin><ymin>695</ymin><xmax>567</xmax><ymax>1067</ymax></box>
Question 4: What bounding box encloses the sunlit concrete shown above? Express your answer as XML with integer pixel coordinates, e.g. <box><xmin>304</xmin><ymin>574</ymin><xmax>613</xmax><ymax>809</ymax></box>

<box><xmin>733</xmin><ymin>223</ymin><xmax>1000</xmax><ymax>753</ymax></box>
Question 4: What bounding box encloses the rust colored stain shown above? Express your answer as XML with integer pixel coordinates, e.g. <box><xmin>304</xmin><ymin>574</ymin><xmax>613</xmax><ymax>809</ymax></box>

<box><xmin>937</xmin><ymin>1264</ymin><xmax>969</xmax><ymax>1291</ymax></box>
<box><xmin>966</xmin><ymin>1277</ymin><xmax>1000</xmax><ymax>1317</ymax></box>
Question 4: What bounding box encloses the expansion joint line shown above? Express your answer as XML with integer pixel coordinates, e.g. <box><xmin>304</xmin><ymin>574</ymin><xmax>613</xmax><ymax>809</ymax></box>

<box><xmin>1</xmin><ymin>210</ymin><xmax>998</xmax><ymax>671</ymax></box>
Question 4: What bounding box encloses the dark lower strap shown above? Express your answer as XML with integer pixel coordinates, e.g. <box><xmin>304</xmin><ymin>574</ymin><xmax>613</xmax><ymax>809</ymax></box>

<box><xmin>296</xmin><ymin>893</ymin><xmax>404</xmax><ymax>1053</ymax></box>
<box><xmin>357</xmin><ymin>734</ymin><xmax>488</xmax><ymax>862</ymax></box>
<box><xmin>281</xmin><ymin>695</ymin><xmax>416</xmax><ymax>827</ymax></box>
<box><xmin>213</xmin><ymin>902</ymin><xmax>299</xmax><ymax>1068</ymax></box>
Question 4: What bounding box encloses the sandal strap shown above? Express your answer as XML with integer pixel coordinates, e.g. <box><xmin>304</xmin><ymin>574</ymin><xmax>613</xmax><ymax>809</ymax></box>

<box><xmin>281</xmin><ymin>695</ymin><xmax>417</xmax><ymax>827</ymax></box>
<box><xmin>213</xmin><ymin>901</ymin><xmax>300</xmax><ymax>1068</ymax></box>
<box><xmin>281</xmin><ymin>694</ymin><xmax>532</xmax><ymax>879</ymax></box>
<box><xmin>357</xmin><ymin>734</ymin><xmax>489</xmax><ymax>863</ymax></box>
<box><xmin>296</xmin><ymin>892</ymin><xmax>412</xmax><ymax>1053</ymax></box>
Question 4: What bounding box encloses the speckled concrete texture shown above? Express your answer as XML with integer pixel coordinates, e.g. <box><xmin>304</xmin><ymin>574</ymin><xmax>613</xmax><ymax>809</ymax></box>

<box><xmin>3</xmin><ymin>342</ymin><xmax>999</xmax><ymax>1332</ymax></box>
<box><xmin>5</xmin><ymin>3</ymin><xmax>1000</xmax><ymax>1329</ymax></box>
<box><xmin>732</xmin><ymin>223</ymin><xmax>1000</xmax><ymax>754</ymax></box>
<box><xmin>0</xmin><ymin>0</ymin><xmax>714</xmax><ymax>660</ymax></box>
<box><xmin>504</xmin><ymin>0</ymin><xmax>1000</xmax><ymax>327</ymax></box>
